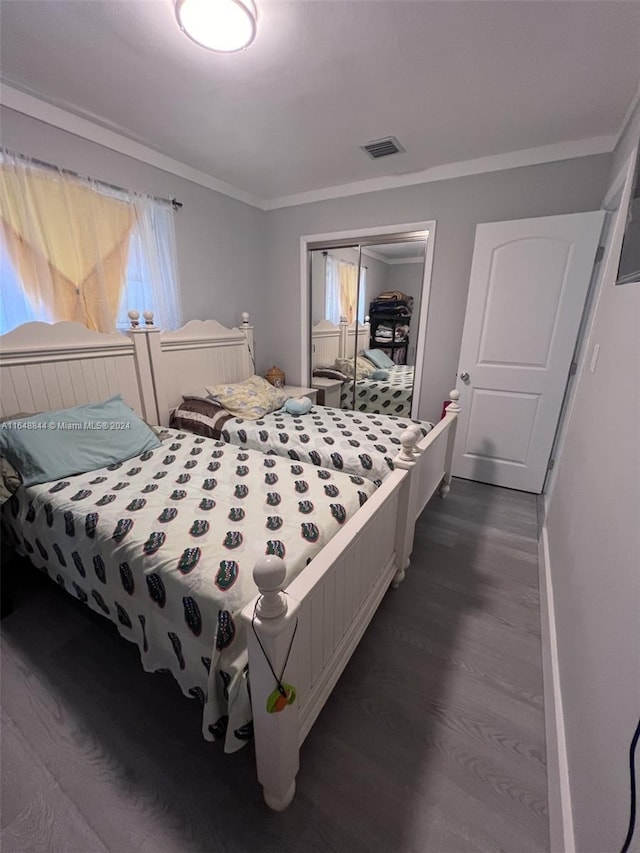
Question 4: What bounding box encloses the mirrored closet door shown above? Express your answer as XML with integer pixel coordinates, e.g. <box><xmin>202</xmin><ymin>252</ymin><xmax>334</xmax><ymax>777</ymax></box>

<box><xmin>309</xmin><ymin>234</ymin><xmax>428</xmax><ymax>415</ymax></box>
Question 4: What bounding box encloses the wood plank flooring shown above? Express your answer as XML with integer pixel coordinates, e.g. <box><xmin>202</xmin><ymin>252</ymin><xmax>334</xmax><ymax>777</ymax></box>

<box><xmin>0</xmin><ymin>478</ymin><xmax>548</xmax><ymax>852</ymax></box>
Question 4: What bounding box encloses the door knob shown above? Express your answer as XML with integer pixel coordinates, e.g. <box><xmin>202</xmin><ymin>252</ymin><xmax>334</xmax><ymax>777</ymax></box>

<box><xmin>459</xmin><ymin>372</ymin><xmax>470</xmax><ymax>382</ymax></box>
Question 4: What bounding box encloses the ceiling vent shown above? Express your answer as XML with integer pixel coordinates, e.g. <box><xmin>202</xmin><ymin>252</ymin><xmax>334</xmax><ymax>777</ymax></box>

<box><xmin>360</xmin><ymin>136</ymin><xmax>405</xmax><ymax>160</ymax></box>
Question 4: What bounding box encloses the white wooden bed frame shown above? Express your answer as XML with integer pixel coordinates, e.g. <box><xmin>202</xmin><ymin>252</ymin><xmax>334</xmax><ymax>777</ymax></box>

<box><xmin>0</xmin><ymin>318</ymin><xmax>460</xmax><ymax>811</ymax></box>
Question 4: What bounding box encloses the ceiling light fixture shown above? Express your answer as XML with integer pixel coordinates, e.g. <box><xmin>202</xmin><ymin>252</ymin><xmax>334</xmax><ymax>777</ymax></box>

<box><xmin>175</xmin><ymin>0</ymin><xmax>257</xmax><ymax>53</ymax></box>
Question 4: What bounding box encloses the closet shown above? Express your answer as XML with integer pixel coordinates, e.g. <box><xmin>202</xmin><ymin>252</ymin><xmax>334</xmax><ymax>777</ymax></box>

<box><xmin>307</xmin><ymin>231</ymin><xmax>430</xmax><ymax>413</ymax></box>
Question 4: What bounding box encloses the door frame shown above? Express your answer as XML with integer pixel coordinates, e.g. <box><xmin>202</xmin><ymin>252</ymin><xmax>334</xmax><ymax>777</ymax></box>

<box><xmin>299</xmin><ymin>219</ymin><xmax>436</xmax><ymax>418</ymax></box>
<box><xmin>544</xmin><ymin>149</ymin><xmax>639</xmax><ymax>505</ymax></box>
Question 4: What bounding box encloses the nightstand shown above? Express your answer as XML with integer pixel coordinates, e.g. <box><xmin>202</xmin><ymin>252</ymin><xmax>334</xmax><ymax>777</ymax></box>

<box><xmin>311</xmin><ymin>376</ymin><xmax>343</xmax><ymax>408</ymax></box>
<box><xmin>281</xmin><ymin>385</ymin><xmax>318</xmax><ymax>404</ymax></box>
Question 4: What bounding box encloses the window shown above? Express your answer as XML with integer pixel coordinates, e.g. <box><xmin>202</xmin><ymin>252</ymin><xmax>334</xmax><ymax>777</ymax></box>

<box><xmin>0</xmin><ymin>151</ymin><xmax>182</xmax><ymax>335</ymax></box>
<box><xmin>0</xmin><ymin>242</ymin><xmax>45</xmax><ymax>332</ymax></box>
<box><xmin>324</xmin><ymin>254</ymin><xmax>367</xmax><ymax>325</ymax></box>
<box><xmin>1</xmin><ymin>223</ymin><xmax>180</xmax><ymax>335</ymax></box>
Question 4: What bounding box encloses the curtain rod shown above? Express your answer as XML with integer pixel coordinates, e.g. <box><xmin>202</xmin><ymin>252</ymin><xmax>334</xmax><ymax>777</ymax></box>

<box><xmin>2</xmin><ymin>149</ymin><xmax>182</xmax><ymax>211</ymax></box>
<box><xmin>321</xmin><ymin>250</ymin><xmax>368</xmax><ymax>270</ymax></box>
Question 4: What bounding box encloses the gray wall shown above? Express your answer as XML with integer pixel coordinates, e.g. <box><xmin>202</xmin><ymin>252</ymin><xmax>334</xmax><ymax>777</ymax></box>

<box><xmin>263</xmin><ymin>155</ymin><xmax>612</xmax><ymax>421</ymax></box>
<box><xmin>0</xmin><ymin>108</ymin><xmax>266</xmax><ymax>332</ymax></box>
<box><xmin>545</xmin><ymin>103</ymin><xmax>640</xmax><ymax>853</ymax></box>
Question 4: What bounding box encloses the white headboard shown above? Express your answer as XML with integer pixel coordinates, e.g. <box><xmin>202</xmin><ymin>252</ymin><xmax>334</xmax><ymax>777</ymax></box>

<box><xmin>149</xmin><ymin>318</ymin><xmax>255</xmax><ymax>425</ymax></box>
<box><xmin>311</xmin><ymin>319</ymin><xmax>341</xmax><ymax>369</ymax></box>
<box><xmin>0</xmin><ymin>322</ymin><xmax>156</xmax><ymax>420</ymax></box>
<box><xmin>343</xmin><ymin>320</ymin><xmax>370</xmax><ymax>359</ymax></box>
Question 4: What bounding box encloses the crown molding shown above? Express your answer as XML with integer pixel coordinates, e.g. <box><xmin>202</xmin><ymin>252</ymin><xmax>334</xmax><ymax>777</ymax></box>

<box><xmin>360</xmin><ymin>247</ymin><xmax>389</xmax><ymax>264</ymax></box>
<box><xmin>360</xmin><ymin>247</ymin><xmax>424</xmax><ymax>265</ymax></box>
<box><xmin>0</xmin><ymin>82</ymin><xmax>265</xmax><ymax>209</ymax></box>
<box><xmin>264</xmin><ymin>135</ymin><xmax>616</xmax><ymax>210</ymax></box>
<box><xmin>1</xmin><ymin>82</ymin><xmax>621</xmax><ymax>212</ymax></box>
<box><xmin>387</xmin><ymin>257</ymin><xmax>424</xmax><ymax>265</ymax></box>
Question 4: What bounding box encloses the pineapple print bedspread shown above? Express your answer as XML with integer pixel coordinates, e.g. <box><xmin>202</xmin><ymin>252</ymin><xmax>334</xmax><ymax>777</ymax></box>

<box><xmin>3</xmin><ymin>429</ymin><xmax>375</xmax><ymax>752</ymax></box>
<box><xmin>339</xmin><ymin>365</ymin><xmax>415</xmax><ymax>416</ymax></box>
<box><xmin>220</xmin><ymin>406</ymin><xmax>432</xmax><ymax>487</ymax></box>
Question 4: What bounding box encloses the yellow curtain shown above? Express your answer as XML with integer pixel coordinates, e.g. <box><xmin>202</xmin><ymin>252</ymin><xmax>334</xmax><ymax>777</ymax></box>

<box><xmin>0</xmin><ymin>164</ymin><xmax>135</xmax><ymax>332</ymax></box>
<box><xmin>338</xmin><ymin>262</ymin><xmax>358</xmax><ymax>324</ymax></box>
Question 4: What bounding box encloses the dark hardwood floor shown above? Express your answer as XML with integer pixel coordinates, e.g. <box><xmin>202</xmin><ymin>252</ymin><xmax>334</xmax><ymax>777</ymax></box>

<box><xmin>0</xmin><ymin>478</ymin><xmax>548</xmax><ymax>853</ymax></box>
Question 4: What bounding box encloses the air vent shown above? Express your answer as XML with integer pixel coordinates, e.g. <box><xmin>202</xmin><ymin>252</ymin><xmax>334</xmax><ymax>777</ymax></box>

<box><xmin>360</xmin><ymin>136</ymin><xmax>405</xmax><ymax>159</ymax></box>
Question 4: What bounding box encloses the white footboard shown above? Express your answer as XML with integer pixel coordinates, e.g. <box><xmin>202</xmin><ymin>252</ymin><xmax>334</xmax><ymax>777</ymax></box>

<box><xmin>242</xmin><ymin>470</ymin><xmax>404</xmax><ymax>810</ymax></box>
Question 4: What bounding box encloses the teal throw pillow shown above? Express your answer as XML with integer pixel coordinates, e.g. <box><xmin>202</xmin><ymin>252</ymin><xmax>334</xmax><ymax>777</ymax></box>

<box><xmin>0</xmin><ymin>395</ymin><xmax>161</xmax><ymax>486</ymax></box>
<box><xmin>363</xmin><ymin>348</ymin><xmax>395</xmax><ymax>369</ymax></box>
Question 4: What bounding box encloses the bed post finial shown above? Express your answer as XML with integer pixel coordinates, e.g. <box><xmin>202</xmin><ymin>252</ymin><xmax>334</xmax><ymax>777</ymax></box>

<box><xmin>446</xmin><ymin>389</ymin><xmax>461</xmax><ymax>414</ymax></box>
<box><xmin>143</xmin><ymin>310</ymin><xmax>155</xmax><ymax>328</ymax></box>
<box><xmin>409</xmin><ymin>423</ymin><xmax>423</xmax><ymax>456</ymax></box>
<box><xmin>395</xmin><ymin>429</ymin><xmax>419</xmax><ymax>469</ymax></box>
<box><xmin>240</xmin><ymin>312</ymin><xmax>251</xmax><ymax>327</ymax></box>
<box><xmin>254</xmin><ymin>556</ymin><xmax>288</xmax><ymax>619</ymax></box>
<box><xmin>127</xmin><ymin>309</ymin><xmax>140</xmax><ymax>329</ymax></box>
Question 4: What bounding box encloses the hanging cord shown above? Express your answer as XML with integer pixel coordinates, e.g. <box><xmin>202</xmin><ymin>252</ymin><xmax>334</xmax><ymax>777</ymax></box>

<box><xmin>621</xmin><ymin>717</ymin><xmax>640</xmax><ymax>853</ymax></box>
<box><xmin>251</xmin><ymin>596</ymin><xmax>298</xmax><ymax>697</ymax></box>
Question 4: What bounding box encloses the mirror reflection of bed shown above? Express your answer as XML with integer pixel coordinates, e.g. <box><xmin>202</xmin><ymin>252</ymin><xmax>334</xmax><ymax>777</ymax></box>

<box><xmin>309</xmin><ymin>238</ymin><xmax>427</xmax><ymax>416</ymax></box>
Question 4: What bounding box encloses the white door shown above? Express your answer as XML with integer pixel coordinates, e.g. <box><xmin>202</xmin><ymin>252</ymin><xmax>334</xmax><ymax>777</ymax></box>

<box><xmin>453</xmin><ymin>211</ymin><xmax>604</xmax><ymax>493</ymax></box>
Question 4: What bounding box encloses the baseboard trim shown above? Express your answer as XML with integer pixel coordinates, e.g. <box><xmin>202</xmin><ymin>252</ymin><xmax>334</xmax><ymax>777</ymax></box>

<box><xmin>538</xmin><ymin>525</ymin><xmax>575</xmax><ymax>853</ymax></box>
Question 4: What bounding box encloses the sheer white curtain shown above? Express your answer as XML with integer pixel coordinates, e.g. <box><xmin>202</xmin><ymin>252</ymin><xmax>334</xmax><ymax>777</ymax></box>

<box><xmin>116</xmin><ymin>195</ymin><xmax>182</xmax><ymax>330</ymax></box>
<box><xmin>324</xmin><ymin>254</ymin><xmax>367</xmax><ymax>325</ymax></box>
<box><xmin>324</xmin><ymin>254</ymin><xmax>341</xmax><ymax>324</ymax></box>
<box><xmin>0</xmin><ymin>149</ymin><xmax>183</xmax><ymax>335</ymax></box>
<box><xmin>357</xmin><ymin>267</ymin><xmax>367</xmax><ymax>323</ymax></box>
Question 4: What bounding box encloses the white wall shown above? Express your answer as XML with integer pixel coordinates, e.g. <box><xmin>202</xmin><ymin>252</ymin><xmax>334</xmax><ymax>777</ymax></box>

<box><xmin>262</xmin><ymin>156</ymin><xmax>611</xmax><ymax>421</ymax></box>
<box><xmin>0</xmin><ymin>108</ymin><xmax>267</xmax><ymax>332</ymax></box>
<box><xmin>544</xmin><ymin>100</ymin><xmax>640</xmax><ymax>852</ymax></box>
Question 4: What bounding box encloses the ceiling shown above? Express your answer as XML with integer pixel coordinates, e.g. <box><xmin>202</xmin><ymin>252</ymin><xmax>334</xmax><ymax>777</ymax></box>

<box><xmin>1</xmin><ymin>1</ymin><xmax>639</xmax><ymax>204</ymax></box>
<box><xmin>364</xmin><ymin>242</ymin><xmax>426</xmax><ymax>263</ymax></box>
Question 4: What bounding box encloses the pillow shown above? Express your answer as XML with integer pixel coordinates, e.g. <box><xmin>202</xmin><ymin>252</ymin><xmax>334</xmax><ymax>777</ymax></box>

<box><xmin>170</xmin><ymin>398</ymin><xmax>232</xmax><ymax>439</ymax></box>
<box><xmin>371</xmin><ymin>369</ymin><xmax>389</xmax><ymax>381</ymax></box>
<box><xmin>206</xmin><ymin>375</ymin><xmax>287</xmax><ymax>420</ymax></box>
<box><xmin>312</xmin><ymin>368</ymin><xmax>349</xmax><ymax>382</ymax></box>
<box><xmin>334</xmin><ymin>357</ymin><xmax>375</xmax><ymax>379</ymax></box>
<box><xmin>362</xmin><ymin>348</ymin><xmax>395</xmax><ymax>369</ymax></box>
<box><xmin>0</xmin><ymin>396</ymin><xmax>161</xmax><ymax>487</ymax></box>
<box><xmin>284</xmin><ymin>396</ymin><xmax>313</xmax><ymax>416</ymax></box>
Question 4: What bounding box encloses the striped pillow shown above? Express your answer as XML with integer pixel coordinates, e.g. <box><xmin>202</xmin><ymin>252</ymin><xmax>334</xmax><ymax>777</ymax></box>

<box><xmin>170</xmin><ymin>398</ymin><xmax>232</xmax><ymax>439</ymax></box>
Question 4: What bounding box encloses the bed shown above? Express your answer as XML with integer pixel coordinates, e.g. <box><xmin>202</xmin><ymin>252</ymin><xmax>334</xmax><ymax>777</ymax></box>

<box><xmin>339</xmin><ymin>364</ymin><xmax>415</xmax><ymax>416</ymax></box>
<box><xmin>171</xmin><ymin>399</ymin><xmax>432</xmax><ymax>487</ymax></box>
<box><xmin>311</xmin><ymin>318</ymin><xmax>414</xmax><ymax>415</ymax></box>
<box><xmin>2</xmin><ymin>424</ymin><xmax>375</xmax><ymax>753</ymax></box>
<box><xmin>0</xmin><ymin>319</ymin><xmax>457</xmax><ymax>811</ymax></box>
<box><xmin>136</xmin><ymin>313</ymin><xmax>460</xmax><ymax>569</ymax></box>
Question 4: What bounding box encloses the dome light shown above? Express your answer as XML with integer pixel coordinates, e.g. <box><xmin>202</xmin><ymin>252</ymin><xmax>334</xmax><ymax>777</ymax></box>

<box><xmin>176</xmin><ymin>0</ymin><xmax>257</xmax><ymax>53</ymax></box>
